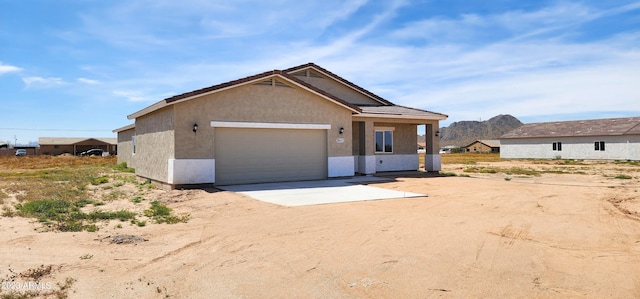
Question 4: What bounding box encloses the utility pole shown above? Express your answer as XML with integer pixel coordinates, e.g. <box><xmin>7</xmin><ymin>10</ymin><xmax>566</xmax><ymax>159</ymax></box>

<box><xmin>14</xmin><ymin>135</ymin><xmax>17</xmax><ymax>147</ymax></box>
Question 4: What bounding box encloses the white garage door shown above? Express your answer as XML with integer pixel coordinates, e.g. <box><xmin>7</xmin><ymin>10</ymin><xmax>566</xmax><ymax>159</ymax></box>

<box><xmin>215</xmin><ymin>128</ymin><xmax>327</xmax><ymax>185</ymax></box>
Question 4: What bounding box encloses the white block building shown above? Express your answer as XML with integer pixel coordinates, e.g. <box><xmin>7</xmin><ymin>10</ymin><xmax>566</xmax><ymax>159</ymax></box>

<box><xmin>500</xmin><ymin>117</ymin><xmax>640</xmax><ymax>160</ymax></box>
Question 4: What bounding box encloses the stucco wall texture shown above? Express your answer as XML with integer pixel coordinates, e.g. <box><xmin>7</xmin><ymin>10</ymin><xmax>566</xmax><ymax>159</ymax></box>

<box><xmin>173</xmin><ymin>83</ymin><xmax>353</xmax><ymax>159</ymax></box>
<box><xmin>118</xmin><ymin>70</ymin><xmax>444</xmax><ymax>186</ymax></box>
<box><xmin>134</xmin><ymin>106</ymin><xmax>175</xmax><ymax>182</ymax></box>
<box><xmin>116</xmin><ymin>128</ymin><xmax>135</xmax><ymax>167</ymax></box>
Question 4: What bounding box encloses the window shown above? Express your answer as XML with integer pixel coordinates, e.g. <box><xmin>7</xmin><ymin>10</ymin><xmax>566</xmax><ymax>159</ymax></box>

<box><xmin>553</xmin><ymin>142</ymin><xmax>562</xmax><ymax>151</ymax></box>
<box><xmin>375</xmin><ymin>130</ymin><xmax>393</xmax><ymax>153</ymax></box>
<box><xmin>132</xmin><ymin>135</ymin><xmax>137</xmax><ymax>154</ymax></box>
<box><xmin>595</xmin><ymin>141</ymin><xmax>605</xmax><ymax>151</ymax></box>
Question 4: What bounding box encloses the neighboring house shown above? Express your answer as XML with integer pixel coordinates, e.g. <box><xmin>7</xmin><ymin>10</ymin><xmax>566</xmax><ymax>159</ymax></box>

<box><xmin>114</xmin><ymin>63</ymin><xmax>447</xmax><ymax>187</ymax></box>
<box><xmin>465</xmin><ymin>140</ymin><xmax>500</xmax><ymax>153</ymax></box>
<box><xmin>39</xmin><ymin>137</ymin><xmax>117</xmax><ymax>156</ymax></box>
<box><xmin>500</xmin><ymin>117</ymin><xmax>640</xmax><ymax>160</ymax></box>
<box><xmin>417</xmin><ymin>142</ymin><xmax>426</xmax><ymax>153</ymax></box>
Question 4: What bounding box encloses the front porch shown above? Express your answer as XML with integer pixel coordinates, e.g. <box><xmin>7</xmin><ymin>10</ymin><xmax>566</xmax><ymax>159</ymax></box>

<box><xmin>351</xmin><ymin>116</ymin><xmax>442</xmax><ymax>175</ymax></box>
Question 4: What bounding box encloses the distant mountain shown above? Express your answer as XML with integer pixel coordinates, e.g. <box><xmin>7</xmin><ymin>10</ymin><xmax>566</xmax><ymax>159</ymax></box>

<box><xmin>430</xmin><ymin>114</ymin><xmax>523</xmax><ymax>147</ymax></box>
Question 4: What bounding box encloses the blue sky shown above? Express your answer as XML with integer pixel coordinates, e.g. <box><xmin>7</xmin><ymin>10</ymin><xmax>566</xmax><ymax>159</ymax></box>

<box><xmin>1</xmin><ymin>0</ymin><xmax>639</xmax><ymax>144</ymax></box>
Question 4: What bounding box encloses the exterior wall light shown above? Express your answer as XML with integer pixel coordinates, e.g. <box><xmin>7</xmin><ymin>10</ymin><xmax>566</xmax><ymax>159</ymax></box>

<box><xmin>193</xmin><ymin>123</ymin><xmax>198</xmax><ymax>133</ymax></box>
<box><xmin>339</xmin><ymin>127</ymin><xmax>344</xmax><ymax>134</ymax></box>
<box><xmin>435</xmin><ymin>130</ymin><xmax>440</xmax><ymax>137</ymax></box>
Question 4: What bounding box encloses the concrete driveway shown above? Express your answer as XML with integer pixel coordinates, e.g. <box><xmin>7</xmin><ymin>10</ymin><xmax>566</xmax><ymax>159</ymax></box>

<box><xmin>219</xmin><ymin>176</ymin><xmax>426</xmax><ymax>206</ymax></box>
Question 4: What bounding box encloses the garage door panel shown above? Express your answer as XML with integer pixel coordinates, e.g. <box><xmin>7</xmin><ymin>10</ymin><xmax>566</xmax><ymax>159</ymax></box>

<box><xmin>215</xmin><ymin>128</ymin><xmax>327</xmax><ymax>185</ymax></box>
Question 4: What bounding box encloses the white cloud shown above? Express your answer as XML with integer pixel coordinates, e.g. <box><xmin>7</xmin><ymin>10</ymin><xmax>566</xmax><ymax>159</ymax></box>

<box><xmin>391</xmin><ymin>2</ymin><xmax>640</xmax><ymax>43</ymax></box>
<box><xmin>22</xmin><ymin>76</ymin><xmax>65</xmax><ymax>88</ymax></box>
<box><xmin>0</xmin><ymin>62</ymin><xmax>22</xmax><ymax>75</ymax></box>
<box><xmin>77</xmin><ymin>78</ymin><xmax>100</xmax><ymax>85</ymax></box>
<box><xmin>112</xmin><ymin>90</ymin><xmax>161</xmax><ymax>102</ymax></box>
<box><xmin>397</xmin><ymin>49</ymin><xmax>640</xmax><ymax>123</ymax></box>
<box><xmin>48</xmin><ymin>1</ymin><xmax>640</xmax><ymax>125</ymax></box>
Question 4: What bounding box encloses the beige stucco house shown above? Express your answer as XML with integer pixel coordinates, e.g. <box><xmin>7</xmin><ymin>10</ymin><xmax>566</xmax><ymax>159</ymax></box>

<box><xmin>464</xmin><ymin>140</ymin><xmax>500</xmax><ymax>153</ymax></box>
<box><xmin>114</xmin><ymin>63</ymin><xmax>447</xmax><ymax>187</ymax></box>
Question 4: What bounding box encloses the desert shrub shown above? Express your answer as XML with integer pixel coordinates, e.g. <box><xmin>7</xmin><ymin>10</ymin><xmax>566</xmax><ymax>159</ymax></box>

<box><xmin>16</xmin><ymin>199</ymin><xmax>74</xmax><ymax>221</ymax></box>
<box><xmin>15</xmin><ymin>199</ymin><xmax>137</xmax><ymax>232</ymax></box>
<box><xmin>90</xmin><ymin>176</ymin><xmax>109</xmax><ymax>185</ymax></box>
<box><xmin>439</xmin><ymin>171</ymin><xmax>457</xmax><ymax>177</ymax></box>
<box><xmin>144</xmin><ymin>201</ymin><xmax>171</xmax><ymax>217</ymax></box>
<box><xmin>144</xmin><ymin>201</ymin><xmax>189</xmax><ymax>224</ymax></box>
<box><xmin>112</xmin><ymin>162</ymin><xmax>135</xmax><ymax>173</ymax></box>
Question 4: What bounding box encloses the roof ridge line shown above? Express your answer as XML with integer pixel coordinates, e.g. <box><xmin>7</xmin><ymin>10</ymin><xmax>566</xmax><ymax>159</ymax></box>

<box><xmin>622</xmin><ymin>119</ymin><xmax>640</xmax><ymax>135</ymax></box>
<box><xmin>283</xmin><ymin>63</ymin><xmax>395</xmax><ymax>106</ymax></box>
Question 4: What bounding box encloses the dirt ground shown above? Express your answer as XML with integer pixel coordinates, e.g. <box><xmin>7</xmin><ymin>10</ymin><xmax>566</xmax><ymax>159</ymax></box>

<box><xmin>2</xmin><ymin>160</ymin><xmax>640</xmax><ymax>298</ymax></box>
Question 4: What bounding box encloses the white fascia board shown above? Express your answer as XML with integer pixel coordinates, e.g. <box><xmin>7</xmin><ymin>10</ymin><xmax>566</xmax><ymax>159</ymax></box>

<box><xmin>356</xmin><ymin>113</ymin><xmax>448</xmax><ymax>121</ymax></box>
<box><xmin>211</xmin><ymin>121</ymin><xmax>331</xmax><ymax>130</ymax></box>
<box><xmin>127</xmin><ymin>77</ymin><xmax>272</xmax><ymax>120</ymax></box>
<box><xmin>112</xmin><ymin>123</ymin><xmax>135</xmax><ymax>133</ymax></box>
<box><xmin>164</xmin><ymin>76</ymin><xmax>277</xmax><ymax>107</ymax></box>
<box><xmin>127</xmin><ymin>100</ymin><xmax>169</xmax><ymax>120</ymax></box>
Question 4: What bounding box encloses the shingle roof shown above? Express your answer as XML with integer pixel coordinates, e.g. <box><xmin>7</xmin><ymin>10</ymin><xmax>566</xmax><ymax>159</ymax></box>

<box><xmin>284</xmin><ymin>63</ymin><xmax>394</xmax><ymax>106</ymax></box>
<box><xmin>464</xmin><ymin>140</ymin><xmax>501</xmax><ymax>148</ymax></box>
<box><xmin>163</xmin><ymin>70</ymin><xmax>361</xmax><ymax>112</ymax></box>
<box><xmin>500</xmin><ymin>117</ymin><xmax>640</xmax><ymax>139</ymax></box>
<box><xmin>359</xmin><ymin>105</ymin><xmax>447</xmax><ymax>118</ymax></box>
<box><xmin>38</xmin><ymin>137</ymin><xmax>117</xmax><ymax>145</ymax></box>
<box><xmin>480</xmin><ymin>140</ymin><xmax>501</xmax><ymax>147</ymax></box>
<box><xmin>124</xmin><ymin>63</ymin><xmax>446</xmax><ymax>121</ymax></box>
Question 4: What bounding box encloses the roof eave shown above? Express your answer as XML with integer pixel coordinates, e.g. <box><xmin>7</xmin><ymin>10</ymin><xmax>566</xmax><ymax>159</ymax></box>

<box><xmin>285</xmin><ymin>63</ymin><xmax>395</xmax><ymax>106</ymax></box>
<box><xmin>354</xmin><ymin>113</ymin><xmax>448</xmax><ymax>121</ymax></box>
<box><xmin>127</xmin><ymin>100</ymin><xmax>169</xmax><ymax>120</ymax></box>
<box><xmin>127</xmin><ymin>72</ymin><xmax>361</xmax><ymax>120</ymax></box>
<box><xmin>113</xmin><ymin>123</ymin><xmax>136</xmax><ymax>133</ymax></box>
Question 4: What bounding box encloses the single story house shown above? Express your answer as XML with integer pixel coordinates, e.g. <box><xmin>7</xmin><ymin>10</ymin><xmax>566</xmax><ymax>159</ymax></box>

<box><xmin>114</xmin><ymin>63</ymin><xmax>447</xmax><ymax>187</ymax></box>
<box><xmin>417</xmin><ymin>142</ymin><xmax>426</xmax><ymax>153</ymax></box>
<box><xmin>500</xmin><ymin>117</ymin><xmax>640</xmax><ymax>160</ymax></box>
<box><xmin>39</xmin><ymin>137</ymin><xmax>117</xmax><ymax>156</ymax></box>
<box><xmin>465</xmin><ymin>140</ymin><xmax>500</xmax><ymax>153</ymax></box>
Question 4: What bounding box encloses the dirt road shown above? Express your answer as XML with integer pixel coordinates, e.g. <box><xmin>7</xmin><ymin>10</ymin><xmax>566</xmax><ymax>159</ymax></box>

<box><xmin>1</xmin><ymin>161</ymin><xmax>640</xmax><ymax>298</ymax></box>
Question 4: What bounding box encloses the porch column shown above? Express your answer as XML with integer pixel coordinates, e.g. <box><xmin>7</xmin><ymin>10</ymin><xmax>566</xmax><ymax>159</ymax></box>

<box><xmin>357</xmin><ymin>120</ymin><xmax>376</xmax><ymax>175</ymax></box>
<box><xmin>424</xmin><ymin>123</ymin><xmax>441</xmax><ymax>172</ymax></box>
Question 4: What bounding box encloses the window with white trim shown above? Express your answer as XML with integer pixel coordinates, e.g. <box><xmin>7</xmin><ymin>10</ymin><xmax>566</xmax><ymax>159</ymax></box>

<box><xmin>375</xmin><ymin>130</ymin><xmax>393</xmax><ymax>153</ymax></box>
<box><xmin>594</xmin><ymin>141</ymin><xmax>605</xmax><ymax>151</ymax></box>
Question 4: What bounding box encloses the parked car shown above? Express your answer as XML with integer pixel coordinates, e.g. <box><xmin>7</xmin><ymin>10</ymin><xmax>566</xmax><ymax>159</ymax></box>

<box><xmin>80</xmin><ymin>149</ymin><xmax>104</xmax><ymax>156</ymax></box>
<box><xmin>15</xmin><ymin>149</ymin><xmax>27</xmax><ymax>156</ymax></box>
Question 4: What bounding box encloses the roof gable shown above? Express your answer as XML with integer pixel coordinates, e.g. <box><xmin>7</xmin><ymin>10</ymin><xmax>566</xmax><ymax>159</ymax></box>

<box><xmin>464</xmin><ymin>140</ymin><xmax>500</xmax><ymax>148</ymax></box>
<box><xmin>500</xmin><ymin>117</ymin><xmax>640</xmax><ymax>139</ymax></box>
<box><xmin>122</xmin><ymin>63</ymin><xmax>446</xmax><ymax>122</ymax></box>
<box><xmin>127</xmin><ymin>70</ymin><xmax>361</xmax><ymax>119</ymax></box>
<box><xmin>284</xmin><ymin>63</ymin><xmax>394</xmax><ymax>106</ymax></box>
